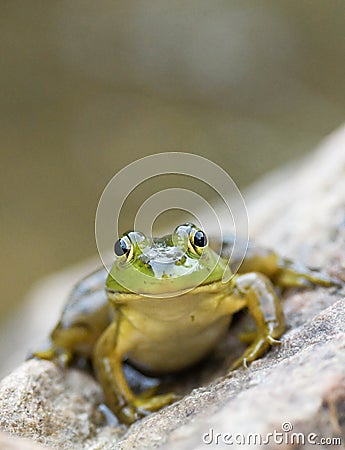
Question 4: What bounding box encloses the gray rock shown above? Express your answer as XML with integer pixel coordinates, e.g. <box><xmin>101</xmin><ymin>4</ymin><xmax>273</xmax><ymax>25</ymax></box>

<box><xmin>1</xmin><ymin>126</ymin><xmax>345</xmax><ymax>449</ymax></box>
<box><xmin>0</xmin><ymin>431</ymin><xmax>52</xmax><ymax>450</ymax></box>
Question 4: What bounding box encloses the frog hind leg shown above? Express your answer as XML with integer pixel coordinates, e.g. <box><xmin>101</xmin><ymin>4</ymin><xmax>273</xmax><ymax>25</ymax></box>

<box><xmin>93</xmin><ymin>313</ymin><xmax>180</xmax><ymax>425</ymax></box>
<box><xmin>32</xmin><ymin>291</ymin><xmax>112</xmax><ymax>368</ymax></box>
<box><xmin>231</xmin><ymin>245</ymin><xmax>339</xmax><ymax>289</ymax></box>
<box><xmin>273</xmin><ymin>258</ymin><xmax>340</xmax><ymax>288</ymax></box>
<box><xmin>228</xmin><ymin>272</ymin><xmax>285</xmax><ymax>371</ymax></box>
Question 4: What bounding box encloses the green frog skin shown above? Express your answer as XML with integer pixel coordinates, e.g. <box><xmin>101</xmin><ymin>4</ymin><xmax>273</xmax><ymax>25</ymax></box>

<box><xmin>34</xmin><ymin>223</ymin><xmax>339</xmax><ymax>424</ymax></box>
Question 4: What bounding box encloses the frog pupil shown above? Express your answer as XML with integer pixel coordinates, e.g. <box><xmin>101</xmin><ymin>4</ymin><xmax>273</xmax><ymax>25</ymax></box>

<box><xmin>194</xmin><ymin>230</ymin><xmax>207</xmax><ymax>247</ymax></box>
<box><xmin>114</xmin><ymin>239</ymin><xmax>128</xmax><ymax>256</ymax></box>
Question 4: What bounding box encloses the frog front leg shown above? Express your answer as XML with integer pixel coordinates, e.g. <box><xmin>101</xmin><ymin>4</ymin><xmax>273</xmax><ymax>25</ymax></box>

<box><xmin>227</xmin><ymin>272</ymin><xmax>285</xmax><ymax>370</ymax></box>
<box><xmin>93</xmin><ymin>311</ymin><xmax>179</xmax><ymax>425</ymax></box>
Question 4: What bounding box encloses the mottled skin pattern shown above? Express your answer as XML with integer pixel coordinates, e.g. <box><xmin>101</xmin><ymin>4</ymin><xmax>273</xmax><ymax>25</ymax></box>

<box><xmin>34</xmin><ymin>223</ymin><xmax>338</xmax><ymax>425</ymax></box>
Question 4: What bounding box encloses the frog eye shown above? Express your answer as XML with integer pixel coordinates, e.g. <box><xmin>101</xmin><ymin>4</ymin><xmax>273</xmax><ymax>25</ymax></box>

<box><xmin>114</xmin><ymin>236</ymin><xmax>133</xmax><ymax>262</ymax></box>
<box><xmin>189</xmin><ymin>228</ymin><xmax>208</xmax><ymax>256</ymax></box>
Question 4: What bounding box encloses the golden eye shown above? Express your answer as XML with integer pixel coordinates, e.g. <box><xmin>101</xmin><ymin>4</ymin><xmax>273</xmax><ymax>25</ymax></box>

<box><xmin>188</xmin><ymin>228</ymin><xmax>208</xmax><ymax>256</ymax></box>
<box><xmin>114</xmin><ymin>236</ymin><xmax>133</xmax><ymax>262</ymax></box>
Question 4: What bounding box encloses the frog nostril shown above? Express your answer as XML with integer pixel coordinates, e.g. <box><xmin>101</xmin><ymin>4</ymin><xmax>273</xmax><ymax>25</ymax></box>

<box><xmin>175</xmin><ymin>255</ymin><xmax>187</xmax><ymax>266</ymax></box>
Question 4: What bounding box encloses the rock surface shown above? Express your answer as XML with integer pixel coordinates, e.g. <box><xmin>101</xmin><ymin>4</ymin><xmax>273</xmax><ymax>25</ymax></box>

<box><xmin>0</xmin><ymin>432</ymin><xmax>52</xmax><ymax>450</ymax></box>
<box><xmin>1</xmin><ymin>126</ymin><xmax>345</xmax><ymax>449</ymax></box>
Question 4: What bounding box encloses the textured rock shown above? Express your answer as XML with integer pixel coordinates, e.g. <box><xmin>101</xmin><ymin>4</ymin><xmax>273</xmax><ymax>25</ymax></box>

<box><xmin>0</xmin><ymin>360</ymin><xmax>113</xmax><ymax>449</ymax></box>
<box><xmin>1</xmin><ymin>126</ymin><xmax>345</xmax><ymax>449</ymax></box>
<box><xmin>0</xmin><ymin>431</ymin><xmax>52</xmax><ymax>450</ymax></box>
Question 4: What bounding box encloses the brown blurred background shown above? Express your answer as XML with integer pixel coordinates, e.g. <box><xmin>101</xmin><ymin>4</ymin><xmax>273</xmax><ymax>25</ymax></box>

<box><xmin>1</xmin><ymin>1</ymin><xmax>345</xmax><ymax>324</ymax></box>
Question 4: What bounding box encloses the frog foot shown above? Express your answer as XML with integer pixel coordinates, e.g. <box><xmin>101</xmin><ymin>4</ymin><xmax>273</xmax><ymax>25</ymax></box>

<box><xmin>276</xmin><ymin>260</ymin><xmax>341</xmax><ymax>288</ymax></box>
<box><xmin>115</xmin><ymin>392</ymin><xmax>181</xmax><ymax>425</ymax></box>
<box><xmin>115</xmin><ymin>403</ymin><xmax>148</xmax><ymax>425</ymax></box>
<box><xmin>229</xmin><ymin>333</ymin><xmax>281</xmax><ymax>372</ymax></box>
<box><xmin>136</xmin><ymin>386</ymin><xmax>158</xmax><ymax>399</ymax></box>
<box><xmin>31</xmin><ymin>347</ymin><xmax>72</xmax><ymax>368</ymax></box>
<box><xmin>133</xmin><ymin>392</ymin><xmax>181</xmax><ymax>412</ymax></box>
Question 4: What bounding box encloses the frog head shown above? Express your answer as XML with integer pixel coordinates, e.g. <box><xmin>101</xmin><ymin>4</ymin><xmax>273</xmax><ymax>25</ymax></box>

<box><xmin>106</xmin><ymin>223</ymin><xmax>231</xmax><ymax>297</ymax></box>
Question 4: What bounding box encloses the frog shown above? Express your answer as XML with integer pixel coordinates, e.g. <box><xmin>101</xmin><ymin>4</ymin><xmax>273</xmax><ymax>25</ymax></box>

<box><xmin>33</xmin><ymin>223</ymin><xmax>339</xmax><ymax>425</ymax></box>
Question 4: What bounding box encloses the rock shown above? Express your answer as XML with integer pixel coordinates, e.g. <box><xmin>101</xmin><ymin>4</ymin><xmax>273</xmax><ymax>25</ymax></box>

<box><xmin>0</xmin><ymin>431</ymin><xmax>52</xmax><ymax>450</ymax></box>
<box><xmin>157</xmin><ymin>303</ymin><xmax>345</xmax><ymax>450</ymax></box>
<box><xmin>1</xmin><ymin>126</ymin><xmax>345</xmax><ymax>449</ymax></box>
<box><xmin>0</xmin><ymin>360</ymin><xmax>118</xmax><ymax>449</ymax></box>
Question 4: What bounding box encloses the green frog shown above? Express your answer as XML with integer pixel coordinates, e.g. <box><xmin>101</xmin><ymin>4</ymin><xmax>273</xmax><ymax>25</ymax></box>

<box><xmin>34</xmin><ymin>223</ymin><xmax>338</xmax><ymax>425</ymax></box>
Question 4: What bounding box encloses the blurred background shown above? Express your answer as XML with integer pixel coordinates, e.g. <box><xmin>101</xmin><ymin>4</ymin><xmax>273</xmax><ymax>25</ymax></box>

<box><xmin>1</xmin><ymin>0</ymin><xmax>345</xmax><ymax>325</ymax></box>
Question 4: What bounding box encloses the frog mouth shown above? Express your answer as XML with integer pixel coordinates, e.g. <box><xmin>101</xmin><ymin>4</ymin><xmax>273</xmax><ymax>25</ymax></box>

<box><xmin>105</xmin><ymin>276</ymin><xmax>226</xmax><ymax>300</ymax></box>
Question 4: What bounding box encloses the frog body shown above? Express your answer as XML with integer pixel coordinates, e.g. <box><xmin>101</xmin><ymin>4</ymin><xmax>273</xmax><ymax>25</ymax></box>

<box><xmin>34</xmin><ymin>223</ymin><xmax>338</xmax><ymax>424</ymax></box>
<box><xmin>108</xmin><ymin>283</ymin><xmax>235</xmax><ymax>374</ymax></box>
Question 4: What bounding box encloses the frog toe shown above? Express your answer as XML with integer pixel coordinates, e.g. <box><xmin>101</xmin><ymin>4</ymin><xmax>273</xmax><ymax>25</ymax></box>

<box><xmin>229</xmin><ymin>355</ymin><xmax>248</xmax><ymax>371</ymax></box>
<box><xmin>266</xmin><ymin>335</ymin><xmax>282</xmax><ymax>345</ymax></box>
<box><xmin>229</xmin><ymin>335</ymin><xmax>278</xmax><ymax>372</ymax></box>
<box><xmin>134</xmin><ymin>392</ymin><xmax>181</xmax><ymax>412</ymax></box>
<box><xmin>31</xmin><ymin>347</ymin><xmax>72</xmax><ymax>368</ymax></box>
<box><xmin>114</xmin><ymin>393</ymin><xmax>180</xmax><ymax>425</ymax></box>
<box><xmin>136</xmin><ymin>386</ymin><xmax>158</xmax><ymax>400</ymax></box>
<box><xmin>117</xmin><ymin>404</ymin><xmax>147</xmax><ymax>425</ymax></box>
